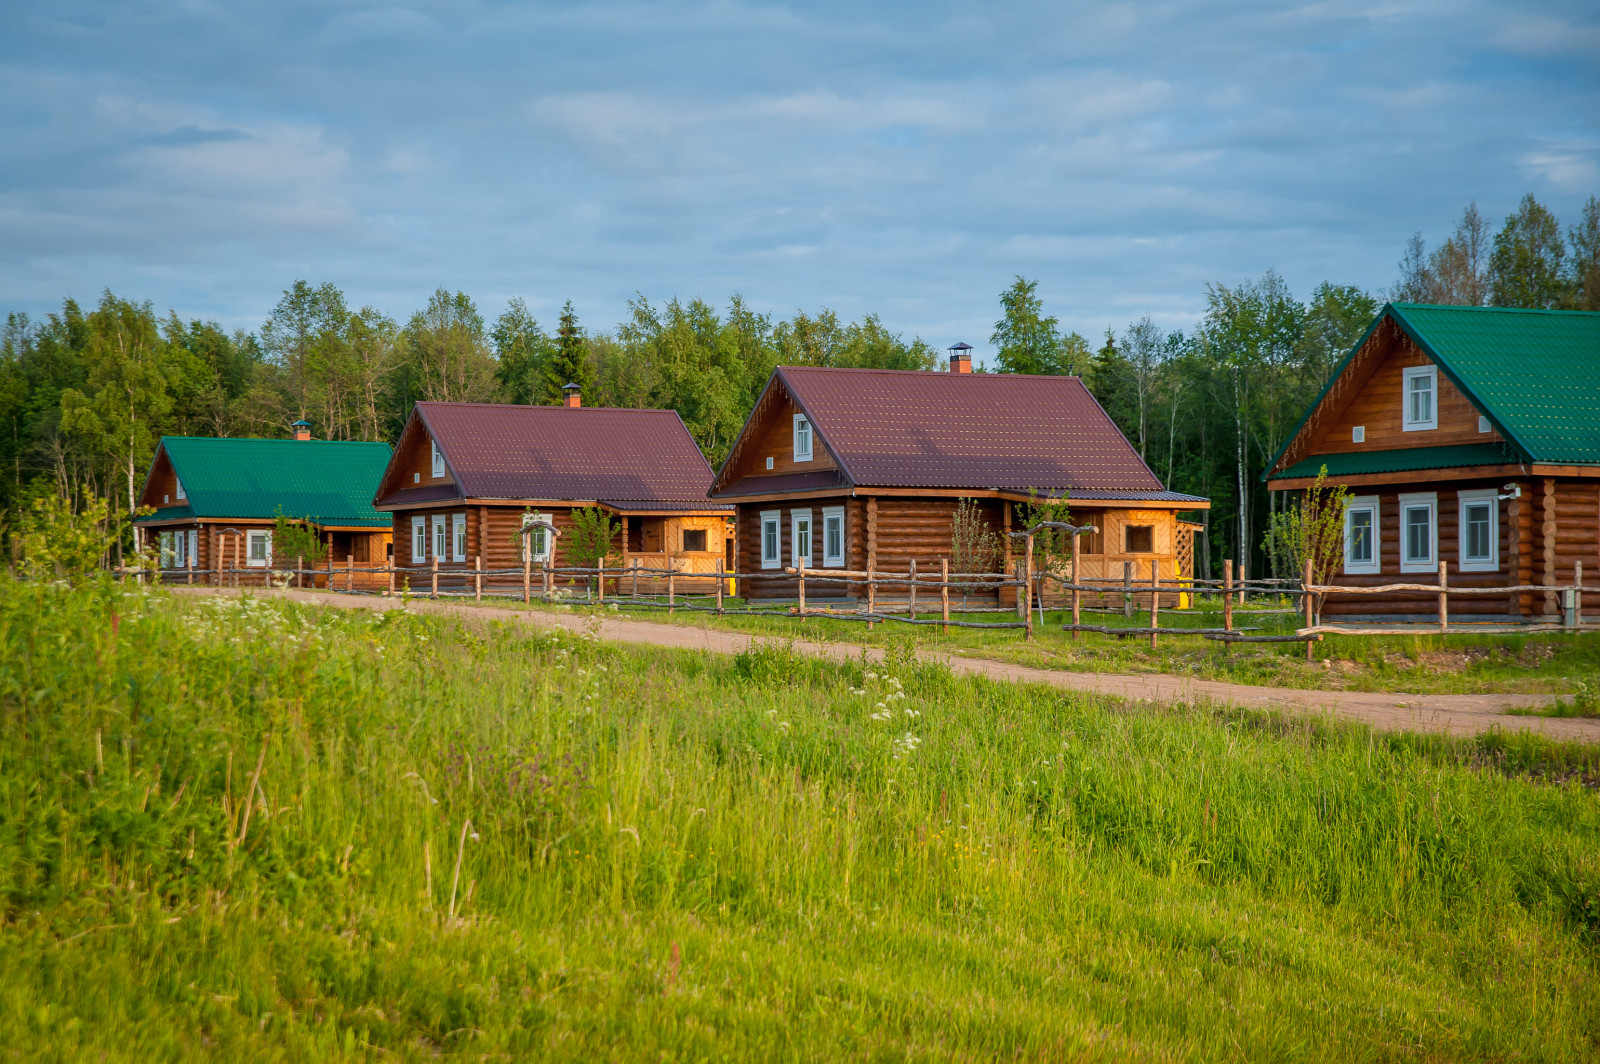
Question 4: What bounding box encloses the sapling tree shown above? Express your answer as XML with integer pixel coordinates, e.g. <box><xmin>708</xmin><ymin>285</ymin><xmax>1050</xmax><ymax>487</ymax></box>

<box><xmin>949</xmin><ymin>497</ymin><xmax>1001</xmax><ymax>607</ymax></box>
<box><xmin>1262</xmin><ymin>466</ymin><xmax>1348</xmax><ymax>622</ymax></box>
<box><xmin>273</xmin><ymin>509</ymin><xmax>328</xmax><ymax>571</ymax></box>
<box><xmin>567</xmin><ymin>506</ymin><xmax>619</xmax><ymax>594</ymax></box>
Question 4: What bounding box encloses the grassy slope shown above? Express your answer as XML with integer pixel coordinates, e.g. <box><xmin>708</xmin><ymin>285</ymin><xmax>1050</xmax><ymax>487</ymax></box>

<box><xmin>2</xmin><ymin>581</ymin><xmax>1599</xmax><ymax>1060</ymax></box>
<box><xmin>517</xmin><ymin>593</ymin><xmax>1600</xmax><ymax>696</ymax></box>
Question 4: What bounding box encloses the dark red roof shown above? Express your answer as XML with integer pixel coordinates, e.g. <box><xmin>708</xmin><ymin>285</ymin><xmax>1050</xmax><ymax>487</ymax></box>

<box><xmin>378</xmin><ymin>402</ymin><xmax>727</xmax><ymax>510</ymax></box>
<box><xmin>716</xmin><ymin>367</ymin><xmax>1198</xmax><ymax>499</ymax></box>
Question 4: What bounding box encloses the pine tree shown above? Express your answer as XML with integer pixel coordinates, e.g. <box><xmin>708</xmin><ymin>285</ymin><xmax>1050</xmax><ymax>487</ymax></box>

<box><xmin>542</xmin><ymin>301</ymin><xmax>592</xmax><ymax>404</ymax></box>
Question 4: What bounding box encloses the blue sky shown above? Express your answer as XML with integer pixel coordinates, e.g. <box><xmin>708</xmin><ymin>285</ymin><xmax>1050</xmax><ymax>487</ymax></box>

<box><xmin>2</xmin><ymin>1</ymin><xmax>1596</xmax><ymax>359</ymax></box>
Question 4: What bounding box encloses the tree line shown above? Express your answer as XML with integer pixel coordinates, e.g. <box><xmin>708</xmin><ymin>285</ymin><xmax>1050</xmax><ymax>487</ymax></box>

<box><xmin>2</xmin><ymin>192</ymin><xmax>1594</xmax><ymax>579</ymax></box>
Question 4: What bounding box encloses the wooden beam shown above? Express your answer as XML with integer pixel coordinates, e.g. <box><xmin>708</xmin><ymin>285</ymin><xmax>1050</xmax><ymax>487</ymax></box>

<box><xmin>1268</xmin><ymin>463</ymin><xmax>1524</xmax><ymax>491</ymax></box>
<box><xmin>1544</xmin><ymin>476</ymin><xmax>1558</xmax><ymax>617</ymax></box>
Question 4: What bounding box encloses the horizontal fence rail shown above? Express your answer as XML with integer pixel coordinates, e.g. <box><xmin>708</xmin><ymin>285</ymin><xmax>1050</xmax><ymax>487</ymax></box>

<box><xmin>122</xmin><ymin>534</ymin><xmax>1596</xmax><ymax>650</ymax></box>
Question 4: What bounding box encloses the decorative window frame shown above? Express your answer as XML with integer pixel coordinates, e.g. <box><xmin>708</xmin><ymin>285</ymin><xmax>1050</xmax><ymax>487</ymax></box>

<box><xmin>430</xmin><ymin>438</ymin><xmax>446</xmax><ymax>478</ymax></box>
<box><xmin>160</xmin><ymin>531</ymin><xmax>176</xmax><ymax>569</ymax></box>
<box><xmin>821</xmin><ymin>506</ymin><xmax>846</xmax><ymax>567</ymax></box>
<box><xmin>759</xmin><ymin>510</ymin><xmax>781</xmax><ymax>570</ymax></box>
<box><xmin>175</xmin><ymin>477</ymin><xmax>186</xmax><ymax>501</ymax></box>
<box><xmin>1457</xmin><ymin>489</ymin><xmax>1499</xmax><ymax>573</ymax></box>
<box><xmin>792</xmin><ymin>414</ymin><xmax>813</xmax><ymax>463</ymax></box>
<box><xmin>432</xmin><ymin>514</ymin><xmax>449</xmax><ymax>561</ymax></box>
<box><xmin>412</xmin><ymin>516</ymin><xmax>427</xmax><ymax>561</ymax></box>
<box><xmin>1398</xmin><ymin>491</ymin><xmax>1438</xmax><ymax>573</ymax></box>
<box><xmin>187</xmin><ymin>530</ymin><xmax>197</xmax><ymax>568</ymax></box>
<box><xmin>521</xmin><ymin>513</ymin><xmax>553</xmax><ymax>563</ymax></box>
<box><xmin>1343</xmin><ymin>495</ymin><xmax>1380</xmax><ymax>575</ymax></box>
<box><xmin>246</xmin><ymin>529</ymin><xmax>273</xmax><ymax>568</ymax></box>
<box><xmin>790</xmin><ymin>508</ymin><xmax>813</xmax><ymax>568</ymax></box>
<box><xmin>452</xmin><ymin>513</ymin><xmax>467</xmax><ymax>562</ymax></box>
<box><xmin>1402</xmin><ymin>365</ymin><xmax>1437</xmax><ymax>431</ymax></box>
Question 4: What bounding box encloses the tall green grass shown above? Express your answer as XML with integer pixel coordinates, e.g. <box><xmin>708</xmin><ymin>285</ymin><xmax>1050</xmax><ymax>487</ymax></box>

<box><xmin>2</xmin><ymin>580</ymin><xmax>1598</xmax><ymax>1060</ymax></box>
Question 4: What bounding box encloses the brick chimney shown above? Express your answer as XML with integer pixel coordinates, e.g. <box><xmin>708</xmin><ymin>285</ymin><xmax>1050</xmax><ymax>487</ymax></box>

<box><xmin>562</xmin><ymin>383</ymin><xmax>582</xmax><ymax>408</ymax></box>
<box><xmin>291</xmin><ymin>419</ymin><xmax>311</xmax><ymax>440</ymax></box>
<box><xmin>948</xmin><ymin>342</ymin><xmax>973</xmax><ymax>373</ymax></box>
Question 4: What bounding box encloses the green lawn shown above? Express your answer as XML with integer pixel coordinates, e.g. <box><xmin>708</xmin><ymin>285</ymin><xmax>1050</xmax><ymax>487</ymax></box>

<box><xmin>476</xmin><ymin>587</ymin><xmax>1600</xmax><ymax>696</ymax></box>
<box><xmin>4</xmin><ymin>579</ymin><xmax>1600</xmax><ymax>1059</ymax></box>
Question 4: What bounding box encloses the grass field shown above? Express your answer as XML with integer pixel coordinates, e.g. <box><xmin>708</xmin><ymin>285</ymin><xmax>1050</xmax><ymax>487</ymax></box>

<box><xmin>4</xmin><ymin>579</ymin><xmax>1600</xmax><ymax>1060</ymax></box>
<box><xmin>479</xmin><ymin>587</ymin><xmax>1600</xmax><ymax>697</ymax></box>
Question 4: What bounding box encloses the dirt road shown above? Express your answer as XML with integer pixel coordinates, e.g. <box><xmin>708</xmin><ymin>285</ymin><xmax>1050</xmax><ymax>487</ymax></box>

<box><xmin>174</xmin><ymin>587</ymin><xmax>1600</xmax><ymax>744</ymax></box>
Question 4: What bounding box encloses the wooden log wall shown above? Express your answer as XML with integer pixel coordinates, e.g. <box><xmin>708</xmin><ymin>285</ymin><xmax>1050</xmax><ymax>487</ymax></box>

<box><xmin>1319</xmin><ymin>477</ymin><xmax>1600</xmax><ymax>619</ymax></box>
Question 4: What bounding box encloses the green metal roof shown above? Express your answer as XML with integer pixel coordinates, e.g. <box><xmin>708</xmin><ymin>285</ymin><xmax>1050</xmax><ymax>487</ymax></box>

<box><xmin>143</xmin><ymin>505</ymin><xmax>196</xmax><ymax>522</ymax></box>
<box><xmin>136</xmin><ymin>436</ymin><xmax>393</xmax><ymax>527</ymax></box>
<box><xmin>1271</xmin><ymin>442</ymin><xmax>1520</xmax><ymax>481</ymax></box>
<box><xmin>1266</xmin><ymin>304</ymin><xmax>1600</xmax><ymax>480</ymax></box>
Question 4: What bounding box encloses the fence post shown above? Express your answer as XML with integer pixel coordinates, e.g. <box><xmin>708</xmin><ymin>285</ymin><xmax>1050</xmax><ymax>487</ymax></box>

<box><xmin>388</xmin><ymin>561</ymin><xmax>395</xmax><ymax>597</ymax></box>
<box><xmin>1577</xmin><ymin>560</ymin><xmax>1585</xmax><ymax>631</ymax></box>
<box><xmin>1304</xmin><ymin>559</ymin><xmax>1316</xmax><ymax>660</ymax></box>
<box><xmin>867</xmin><ymin>563</ymin><xmax>876</xmax><ymax>630</ymax></box>
<box><xmin>797</xmin><ymin>559</ymin><xmax>806</xmax><ymax>619</ymax></box>
<box><xmin>908</xmin><ymin>558</ymin><xmax>916</xmax><ymax>622</ymax></box>
<box><xmin>543</xmin><ymin>558</ymin><xmax>551</xmax><ymax>600</ymax></box>
<box><xmin>327</xmin><ymin>548</ymin><xmax>333</xmax><ymax>591</ymax></box>
<box><xmin>597</xmin><ymin>556</ymin><xmax>605</xmax><ymax>605</ymax></box>
<box><xmin>475</xmin><ymin>555</ymin><xmax>482</xmax><ymax>603</ymax></box>
<box><xmin>940</xmin><ymin>557</ymin><xmax>949</xmax><ymax>635</ymax></box>
<box><xmin>431</xmin><ymin>555</ymin><xmax>438</xmax><ymax>599</ymax></box>
<box><xmin>1023</xmin><ymin>533</ymin><xmax>1034</xmax><ymax>642</ymax></box>
<box><xmin>1070</xmin><ymin>532</ymin><xmax>1081</xmax><ymax>642</ymax></box>
<box><xmin>632</xmin><ymin>561</ymin><xmax>639</xmax><ymax>599</ymax></box>
<box><xmin>667</xmin><ymin>562</ymin><xmax>675</xmax><ymax>616</ymax></box>
<box><xmin>716</xmin><ymin>558</ymin><xmax>724</xmax><ymax>613</ymax></box>
<box><xmin>347</xmin><ymin>556</ymin><xmax>353</xmax><ymax>593</ymax></box>
<box><xmin>1222</xmin><ymin>559</ymin><xmax>1233</xmax><ymax>652</ymax></box>
<box><xmin>523</xmin><ymin>546</ymin><xmax>531</xmax><ymax>604</ymax></box>
<box><xmin>1149</xmin><ymin>558</ymin><xmax>1160</xmax><ymax>651</ymax></box>
<box><xmin>187</xmin><ymin>552</ymin><xmax>193</xmax><ymax>586</ymax></box>
<box><xmin>1123</xmin><ymin>561</ymin><xmax>1133</xmax><ymax>620</ymax></box>
<box><xmin>1437</xmin><ymin>559</ymin><xmax>1448</xmax><ymax>633</ymax></box>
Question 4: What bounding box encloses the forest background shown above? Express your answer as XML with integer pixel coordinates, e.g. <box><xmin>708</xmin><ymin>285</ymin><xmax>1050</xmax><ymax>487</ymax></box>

<box><xmin>3</xmin><ymin>193</ymin><xmax>1597</xmax><ymax>581</ymax></box>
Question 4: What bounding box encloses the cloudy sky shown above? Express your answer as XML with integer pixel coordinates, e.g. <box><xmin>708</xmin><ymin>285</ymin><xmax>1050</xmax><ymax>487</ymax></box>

<box><xmin>2</xmin><ymin>1</ymin><xmax>1596</xmax><ymax>358</ymax></box>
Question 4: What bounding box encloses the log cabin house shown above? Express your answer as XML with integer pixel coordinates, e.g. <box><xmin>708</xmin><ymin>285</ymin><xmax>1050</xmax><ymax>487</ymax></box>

<box><xmin>708</xmin><ymin>354</ymin><xmax>1210</xmax><ymax>604</ymax></box>
<box><xmin>1265</xmin><ymin>303</ymin><xmax>1600</xmax><ymax>621</ymax></box>
<box><xmin>135</xmin><ymin>427</ymin><xmax>394</xmax><ymax>586</ymax></box>
<box><xmin>372</xmin><ymin>397</ymin><xmax>732</xmax><ymax>591</ymax></box>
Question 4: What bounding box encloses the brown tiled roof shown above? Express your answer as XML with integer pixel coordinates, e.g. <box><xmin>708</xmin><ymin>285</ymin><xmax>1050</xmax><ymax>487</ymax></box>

<box><xmin>716</xmin><ymin>367</ymin><xmax>1185</xmax><ymax>498</ymax></box>
<box><xmin>378</xmin><ymin>402</ymin><xmax>723</xmax><ymax>509</ymax></box>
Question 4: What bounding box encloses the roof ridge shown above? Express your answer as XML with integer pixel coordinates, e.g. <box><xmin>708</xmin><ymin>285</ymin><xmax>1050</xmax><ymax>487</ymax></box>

<box><xmin>414</xmin><ymin>400</ymin><xmax>677</xmax><ymax>413</ymax></box>
<box><xmin>781</xmin><ymin>365</ymin><xmax>1089</xmax><ymax>381</ymax></box>
<box><xmin>1391</xmin><ymin>303</ymin><xmax>1600</xmax><ymax>318</ymax></box>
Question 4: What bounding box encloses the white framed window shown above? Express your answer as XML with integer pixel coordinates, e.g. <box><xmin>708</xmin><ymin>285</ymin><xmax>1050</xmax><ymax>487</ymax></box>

<box><xmin>174</xmin><ymin>477</ymin><xmax>186</xmax><ymax>501</ymax></box>
<box><xmin>452</xmin><ymin>513</ymin><xmax>467</xmax><ymax>562</ymax></box>
<box><xmin>790</xmin><ymin>508</ymin><xmax>813</xmax><ymax>567</ymax></box>
<box><xmin>760</xmin><ymin>510</ymin><xmax>781</xmax><ymax>570</ymax></box>
<box><xmin>1403</xmin><ymin>365</ymin><xmax>1437</xmax><ymax>431</ymax></box>
<box><xmin>792</xmin><ymin>414</ymin><xmax>813</xmax><ymax>463</ymax></box>
<box><xmin>1398</xmin><ymin>492</ymin><xmax>1437</xmax><ymax>572</ymax></box>
<box><xmin>1478</xmin><ymin>415</ymin><xmax>1491</xmax><ymax>434</ymax></box>
<box><xmin>172</xmin><ymin>531</ymin><xmax>186</xmax><ymax>568</ymax></box>
<box><xmin>1351</xmin><ymin>425</ymin><xmax>1365</xmax><ymax>444</ymax></box>
<box><xmin>822</xmin><ymin>506</ymin><xmax>845</xmax><ymax>567</ymax></box>
<box><xmin>160</xmin><ymin>531</ymin><xmax>176</xmax><ymax>568</ymax></box>
<box><xmin>1458</xmin><ymin>490</ymin><xmax>1499</xmax><ymax>573</ymax></box>
<box><xmin>521</xmin><ymin>513</ymin><xmax>553</xmax><ymax>563</ymax></box>
<box><xmin>432</xmin><ymin>515</ymin><xmax>448</xmax><ymax>561</ymax></box>
<box><xmin>412</xmin><ymin>517</ymin><xmax>427</xmax><ymax>560</ymax></box>
<box><xmin>187</xmin><ymin>530</ymin><xmax>197</xmax><ymax>568</ymax></box>
<box><xmin>1343</xmin><ymin>496</ymin><xmax>1379</xmax><ymax>575</ymax></box>
<box><xmin>247</xmin><ymin>530</ymin><xmax>272</xmax><ymax>568</ymax></box>
<box><xmin>430</xmin><ymin>438</ymin><xmax>445</xmax><ymax>478</ymax></box>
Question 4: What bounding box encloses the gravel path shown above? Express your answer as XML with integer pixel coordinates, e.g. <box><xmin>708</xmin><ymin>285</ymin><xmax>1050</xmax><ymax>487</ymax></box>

<box><xmin>175</xmin><ymin>587</ymin><xmax>1600</xmax><ymax>744</ymax></box>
